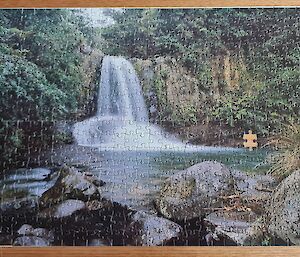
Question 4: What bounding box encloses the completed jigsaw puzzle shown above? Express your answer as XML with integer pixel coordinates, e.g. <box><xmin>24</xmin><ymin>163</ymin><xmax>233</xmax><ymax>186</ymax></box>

<box><xmin>0</xmin><ymin>8</ymin><xmax>300</xmax><ymax>246</ymax></box>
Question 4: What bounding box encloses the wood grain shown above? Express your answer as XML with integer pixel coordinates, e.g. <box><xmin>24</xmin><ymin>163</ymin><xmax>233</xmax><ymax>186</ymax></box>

<box><xmin>0</xmin><ymin>0</ymin><xmax>299</xmax><ymax>8</ymax></box>
<box><xmin>1</xmin><ymin>246</ymin><xmax>300</xmax><ymax>257</ymax></box>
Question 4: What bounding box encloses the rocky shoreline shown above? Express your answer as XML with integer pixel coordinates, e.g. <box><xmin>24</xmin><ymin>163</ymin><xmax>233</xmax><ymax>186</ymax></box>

<box><xmin>1</xmin><ymin>157</ymin><xmax>296</xmax><ymax>247</ymax></box>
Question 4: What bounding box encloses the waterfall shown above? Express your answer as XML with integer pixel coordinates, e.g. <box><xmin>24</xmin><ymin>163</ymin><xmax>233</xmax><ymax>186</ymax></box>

<box><xmin>97</xmin><ymin>56</ymin><xmax>148</xmax><ymax>122</ymax></box>
<box><xmin>73</xmin><ymin>56</ymin><xmax>234</xmax><ymax>152</ymax></box>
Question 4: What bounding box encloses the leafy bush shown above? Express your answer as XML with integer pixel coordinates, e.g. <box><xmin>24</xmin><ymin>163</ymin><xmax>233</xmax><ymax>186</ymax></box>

<box><xmin>211</xmin><ymin>83</ymin><xmax>300</xmax><ymax>136</ymax></box>
<box><xmin>0</xmin><ymin>9</ymin><xmax>92</xmax><ymax>166</ymax></box>
<box><xmin>267</xmin><ymin>123</ymin><xmax>300</xmax><ymax>179</ymax></box>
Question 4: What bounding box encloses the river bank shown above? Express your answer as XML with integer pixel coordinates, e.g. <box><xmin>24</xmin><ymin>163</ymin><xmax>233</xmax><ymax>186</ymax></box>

<box><xmin>0</xmin><ymin>140</ymin><xmax>285</xmax><ymax>247</ymax></box>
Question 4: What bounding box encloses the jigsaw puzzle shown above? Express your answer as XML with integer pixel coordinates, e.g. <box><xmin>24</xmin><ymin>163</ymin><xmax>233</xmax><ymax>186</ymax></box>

<box><xmin>0</xmin><ymin>8</ymin><xmax>299</xmax><ymax>246</ymax></box>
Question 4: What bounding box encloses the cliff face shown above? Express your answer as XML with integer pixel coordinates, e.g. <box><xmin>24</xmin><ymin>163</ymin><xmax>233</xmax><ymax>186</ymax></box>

<box><xmin>134</xmin><ymin>57</ymin><xmax>201</xmax><ymax>126</ymax></box>
<box><xmin>78</xmin><ymin>49</ymin><xmax>104</xmax><ymax>119</ymax></box>
<box><xmin>134</xmin><ymin>50</ymin><xmax>249</xmax><ymax>146</ymax></box>
<box><xmin>210</xmin><ymin>50</ymin><xmax>247</xmax><ymax>99</ymax></box>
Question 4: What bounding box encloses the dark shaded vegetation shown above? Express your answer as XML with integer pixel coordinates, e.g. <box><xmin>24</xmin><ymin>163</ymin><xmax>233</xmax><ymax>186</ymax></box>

<box><xmin>0</xmin><ymin>9</ymin><xmax>93</xmax><ymax>168</ymax></box>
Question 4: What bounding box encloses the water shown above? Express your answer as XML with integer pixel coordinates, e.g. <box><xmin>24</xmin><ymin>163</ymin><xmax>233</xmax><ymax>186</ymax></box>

<box><xmin>73</xmin><ymin>56</ymin><xmax>238</xmax><ymax>152</ymax></box>
<box><xmin>93</xmin><ymin>149</ymin><xmax>268</xmax><ymax>211</ymax></box>
<box><xmin>0</xmin><ymin>56</ymin><xmax>275</xmax><ymax>246</ymax></box>
<box><xmin>1</xmin><ymin>56</ymin><xmax>269</xmax><ymax>212</ymax></box>
<box><xmin>71</xmin><ymin>56</ymin><xmax>269</xmax><ymax>210</ymax></box>
<box><xmin>73</xmin><ymin>55</ymin><xmax>155</xmax><ymax>149</ymax></box>
<box><xmin>0</xmin><ymin>168</ymin><xmax>58</xmax><ymax>207</ymax></box>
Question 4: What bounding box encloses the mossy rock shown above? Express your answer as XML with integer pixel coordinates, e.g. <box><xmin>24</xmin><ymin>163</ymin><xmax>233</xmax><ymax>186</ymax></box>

<box><xmin>39</xmin><ymin>165</ymin><xmax>100</xmax><ymax>208</ymax></box>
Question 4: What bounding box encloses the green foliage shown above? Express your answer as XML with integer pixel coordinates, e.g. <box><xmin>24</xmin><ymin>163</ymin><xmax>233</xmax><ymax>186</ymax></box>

<box><xmin>171</xmin><ymin>105</ymin><xmax>198</xmax><ymax>127</ymax></box>
<box><xmin>267</xmin><ymin>123</ymin><xmax>300</xmax><ymax>180</ymax></box>
<box><xmin>0</xmin><ymin>53</ymin><xmax>67</xmax><ymax>120</ymax></box>
<box><xmin>53</xmin><ymin>131</ymin><xmax>74</xmax><ymax>145</ymax></box>
<box><xmin>101</xmin><ymin>9</ymin><xmax>209</xmax><ymax>72</ymax></box>
<box><xmin>102</xmin><ymin>8</ymin><xmax>300</xmax><ymax>137</ymax></box>
<box><xmin>152</xmin><ymin>69</ymin><xmax>198</xmax><ymax>127</ymax></box>
<box><xmin>211</xmin><ymin>89</ymin><xmax>290</xmax><ymax>136</ymax></box>
<box><xmin>0</xmin><ymin>123</ymin><xmax>22</xmax><ymax>162</ymax></box>
<box><xmin>0</xmin><ymin>9</ymin><xmax>91</xmax><ymax>165</ymax></box>
<box><xmin>152</xmin><ymin>70</ymin><xmax>172</xmax><ymax>125</ymax></box>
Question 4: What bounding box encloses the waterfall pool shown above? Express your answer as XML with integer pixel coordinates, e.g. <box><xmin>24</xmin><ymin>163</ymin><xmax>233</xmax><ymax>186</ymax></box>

<box><xmin>1</xmin><ymin>145</ymin><xmax>270</xmax><ymax>213</ymax></box>
<box><xmin>91</xmin><ymin>147</ymin><xmax>270</xmax><ymax>211</ymax></box>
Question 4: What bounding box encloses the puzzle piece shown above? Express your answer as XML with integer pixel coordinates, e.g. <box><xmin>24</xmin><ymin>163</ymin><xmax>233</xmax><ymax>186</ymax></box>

<box><xmin>243</xmin><ymin>130</ymin><xmax>258</xmax><ymax>151</ymax></box>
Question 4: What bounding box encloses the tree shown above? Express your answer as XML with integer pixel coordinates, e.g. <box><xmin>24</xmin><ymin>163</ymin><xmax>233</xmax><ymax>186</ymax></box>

<box><xmin>0</xmin><ymin>9</ymin><xmax>91</xmax><ymax>166</ymax></box>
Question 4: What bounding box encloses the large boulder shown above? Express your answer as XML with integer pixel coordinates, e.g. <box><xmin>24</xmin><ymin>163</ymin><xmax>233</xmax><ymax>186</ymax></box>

<box><xmin>39</xmin><ymin>166</ymin><xmax>101</xmax><ymax>208</ymax></box>
<box><xmin>127</xmin><ymin>211</ymin><xmax>182</xmax><ymax>246</ymax></box>
<box><xmin>17</xmin><ymin>224</ymin><xmax>54</xmax><ymax>242</ymax></box>
<box><xmin>38</xmin><ymin>166</ymin><xmax>107</xmax><ymax>220</ymax></box>
<box><xmin>156</xmin><ymin>161</ymin><xmax>276</xmax><ymax>221</ymax></box>
<box><xmin>156</xmin><ymin>161</ymin><xmax>235</xmax><ymax>221</ymax></box>
<box><xmin>204</xmin><ymin>211</ymin><xmax>267</xmax><ymax>246</ymax></box>
<box><xmin>13</xmin><ymin>236</ymin><xmax>51</xmax><ymax>246</ymax></box>
<box><xmin>269</xmin><ymin>170</ymin><xmax>300</xmax><ymax>245</ymax></box>
<box><xmin>38</xmin><ymin>199</ymin><xmax>86</xmax><ymax>219</ymax></box>
<box><xmin>231</xmin><ymin>170</ymin><xmax>276</xmax><ymax>215</ymax></box>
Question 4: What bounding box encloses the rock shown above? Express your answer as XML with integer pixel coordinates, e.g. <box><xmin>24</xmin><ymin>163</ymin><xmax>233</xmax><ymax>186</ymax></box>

<box><xmin>17</xmin><ymin>224</ymin><xmax>34</xmax><ymax>235</ymax></box>
<box><xmin>83</xmin><ymin>172</ymin><xmax>106</xmax><ymax>187</ymax></box>
<box><xmin>128</xmin><ymin>211</ymin><xmax>182</xmax><ymax>246</ymax></box>
<box><xmin>80</xmin><ymin>43</ymin><xmax>92</xmax><ymax>54</ymax></box>
<box><xmin>243</xmin><ymin>219</ymin><xmax>270</xmax><ymax>246</ymax></box>
<box><xmin>17</xmin><ymin>224</ymin><xmax>54</xmax><ymax>243</ymax></box>
<box><xmin>156</xmin><ymin>161</ymin><xmax>235</xmax><ymax>221</ymax></box>
<box><xmin>269</xmin><ymin>170</ymin><xmax>300</xmax><ymax>245</ymax></box>
<box><xmin>204</xmin><ymin>231</ymin><xmax>220</xmax><ymax>246</ymax></box>
<box><xmin>204</xmin><ymin>211</ymin><xmax>259</xmax><ymax>245</ymax></box>
<box><xmin>231</xmin><ymin>170</ymin><xmax>276</xmax><ymax>214</ymax></box>
<box><xmin>134</xmin><ymin>57</ymin><xmax>201</xmax><ymax>123</ymax></box>
<box><xmin>39</xmin><ymin>166</ymin><xmax>100</xmax><ymax>207</ymax></box>
<box><xmin>88</xmin><ymin>238</ymin><xmax>108</xmax><ymax>246</ymax></box>
<box><xmin>13</xmin><ymin>236</ymin><xmax>51</xmax><ymax>246</ymax></box>
<box><xmin>39</xmin><ymin>199</ymin><xmax>86</xmax><ymax>219</ymax></box>
<box><xmin>233</xmin><ymin>170</ymin><xmax>276</xmax><ymax>197</ymax></box>
<box><xmin>156</xmin><ymin>161</ymin><xmax>278</xmax><ymax>221</ymax></box>
<box><xmin>85</xmin><ymin>199</ymin><xmax>113</xmax><ymax>211</ymax></box>
<box><xmin>32</xmin><ymin>228</ymin><xmax>55</xmax><ymax>242</ymax></box>
<box><xmin>54</xmin><ymin>199</ymin><xmax>84</xmax><ymax>217</ymax></box>
<box><xmin>0</xmin><ymin>167</ymin><xmax>57</xmax><ymax>212</ymax></box>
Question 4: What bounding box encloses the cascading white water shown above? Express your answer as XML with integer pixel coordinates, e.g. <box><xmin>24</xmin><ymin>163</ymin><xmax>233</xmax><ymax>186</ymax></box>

<box><xmin>96</xmin><ymin>56</ymin><xmax>148</xmax><ymax>122</ymax></box>
<box><xmin>73</xmin><ymin>56</ymin><xmax>235</xmax><ymax>152</ymax></box>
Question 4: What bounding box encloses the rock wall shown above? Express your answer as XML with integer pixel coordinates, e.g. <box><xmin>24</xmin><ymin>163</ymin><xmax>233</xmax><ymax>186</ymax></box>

<box><xmin>78</xmin><ymin>49</ymin><xmax>104</xmax><ymax>119</ymax></box>
<box><xmin>269</xmin><ymin>170</ymin><xmax>300</xmax><ymax>245</ymax></box>
<box><xmin>134</xmin><ymin>51</ymin><xmax>249</xmax><ymax>145</ymax></box>
<box><xmin>210</xmin><ymin>50</ymin><xmax>247</xmax><ymax>99</ymax></box>
<box><xmin>134</xmin><ymin>57</ymin><xmax>202</xmax><ymax>126</ymax></box>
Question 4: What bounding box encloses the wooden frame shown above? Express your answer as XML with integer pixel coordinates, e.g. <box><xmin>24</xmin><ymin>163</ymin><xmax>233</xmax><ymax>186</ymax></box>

<box><xmin>0</xmin><ymin>1</ymin><xmax>299</xmax><ymax>257</ymax></box>
<box><xmin>1</xmin><ymin>246</ymin><xmax>300</xmax><ymax>256</ymax></box>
